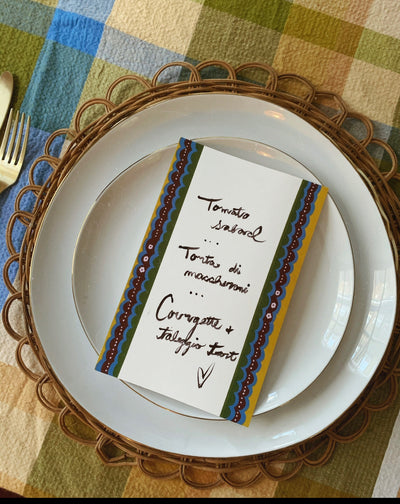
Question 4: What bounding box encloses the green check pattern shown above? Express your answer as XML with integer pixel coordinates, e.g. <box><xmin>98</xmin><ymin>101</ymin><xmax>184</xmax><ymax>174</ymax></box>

<box><xmin>0</xmin><ymin>0</ymin><xmax>399</xmax><ymax>498</ymax></box>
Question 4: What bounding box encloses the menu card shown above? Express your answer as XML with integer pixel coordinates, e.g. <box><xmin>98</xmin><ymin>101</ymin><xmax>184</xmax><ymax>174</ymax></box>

<box><xmin>96</xmin><ymin>138</ymin><xmax>328</xmax><ymax>426</ymax></box>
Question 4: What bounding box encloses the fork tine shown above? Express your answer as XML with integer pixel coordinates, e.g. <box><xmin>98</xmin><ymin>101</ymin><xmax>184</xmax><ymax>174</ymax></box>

<box><xmin>5</xmin><ymin>110</ymin><xmax>19</xmax><ymax>164</ymax></box>
<box><xmin>10</xmin><ymin>112</ymin><xmax>25</xmax><ymax>165</ymax></box>
<box><xmin>0</xmin><ymin>109</ymin><xmax>13</xmax><ymax>159</ymax></box>
<box><xmin>18</xmin><ymin>115</ymin><xmax>30</xmax><ymax>165</ymax></box>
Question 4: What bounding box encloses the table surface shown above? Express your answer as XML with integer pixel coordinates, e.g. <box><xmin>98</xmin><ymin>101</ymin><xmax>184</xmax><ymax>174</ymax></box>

<box><xmin>1</xmin><ymin>0</ymin><xmax>400</xmax><ymax>498</ymax></box>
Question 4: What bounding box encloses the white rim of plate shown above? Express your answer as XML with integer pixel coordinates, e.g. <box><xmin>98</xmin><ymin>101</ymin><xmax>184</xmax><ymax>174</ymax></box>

<box><xmin>29</xmin><ymin>93</ymin><xmax>396</xmax><ymax>458</ymax></box>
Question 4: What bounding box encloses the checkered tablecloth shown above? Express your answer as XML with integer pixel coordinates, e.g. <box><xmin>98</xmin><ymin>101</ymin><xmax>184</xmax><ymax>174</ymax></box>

<box><xmin>1</xmin><ymin>0</ymin><xmax>399</xmax><ymax>498</ymax></box>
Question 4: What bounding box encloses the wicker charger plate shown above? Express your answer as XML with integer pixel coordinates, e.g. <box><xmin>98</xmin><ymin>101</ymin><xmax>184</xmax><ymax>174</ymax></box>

<box><xmin>3</xmin><ymin>61</ymin><xmax>400</xmax><ymax>488</ymax></box>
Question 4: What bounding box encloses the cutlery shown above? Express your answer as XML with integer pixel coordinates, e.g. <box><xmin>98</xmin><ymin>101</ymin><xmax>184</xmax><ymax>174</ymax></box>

<box><xmin>0</xmin><ymin>108</ymin><xmax>31</xmax><ymax>193</ymax></box>
<box><xmin>0</xmin><ymin>71</ymin><xmax>13</xmax><ymax>131</ymax></box>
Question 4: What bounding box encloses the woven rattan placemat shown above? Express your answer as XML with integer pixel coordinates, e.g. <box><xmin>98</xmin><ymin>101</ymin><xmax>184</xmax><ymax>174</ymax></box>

<box><xmin>3</xmin><ymin>62</ymin><xmax>400</xmax><ymax>488</ymax></box>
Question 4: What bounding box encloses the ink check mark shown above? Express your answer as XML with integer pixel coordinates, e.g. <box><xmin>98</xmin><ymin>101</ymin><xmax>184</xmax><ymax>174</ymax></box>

<box><xmin>197</xmin><ymin>363</ymin><xmax>215</xmax><ymax>388</ymax></box>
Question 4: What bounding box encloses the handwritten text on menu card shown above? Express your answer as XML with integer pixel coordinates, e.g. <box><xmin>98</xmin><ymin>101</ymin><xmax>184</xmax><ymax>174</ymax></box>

<box><xmin>96</xmin><ymin>138</ymin><xmax>328</xmax><ymax>426</ymax></box>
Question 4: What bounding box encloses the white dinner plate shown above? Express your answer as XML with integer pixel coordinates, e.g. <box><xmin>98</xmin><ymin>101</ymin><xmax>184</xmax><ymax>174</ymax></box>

<box><xmin>72</xmin><ymin>138</ymin><xmax>354</xmax><ymax>419</ymax></box>
<box><xmin>29</xmin><ymin>94</ymin><xmax>396</xmax><ymax>457</ymax></box>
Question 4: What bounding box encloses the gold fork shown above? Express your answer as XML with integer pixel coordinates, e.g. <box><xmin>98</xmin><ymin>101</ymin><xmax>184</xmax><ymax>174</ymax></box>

<box><xmin>0</xmin><ymin>108</ymin><xmax>31</xmax><ymax>193</ymax></box>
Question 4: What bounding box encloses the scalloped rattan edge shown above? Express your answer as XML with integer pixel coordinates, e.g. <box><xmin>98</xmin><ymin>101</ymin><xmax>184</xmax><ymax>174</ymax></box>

<box><xmin>3</xmin><ymin>61</ymin><xmax>400</xmax><ymax>488</ymax></box>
